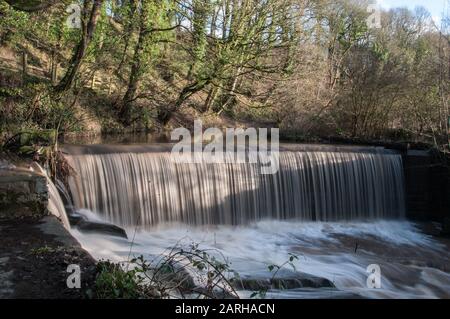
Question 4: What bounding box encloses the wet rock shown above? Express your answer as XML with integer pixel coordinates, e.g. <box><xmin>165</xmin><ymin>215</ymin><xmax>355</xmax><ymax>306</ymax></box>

<box><xmin>75</xmin><ymin>219</ymin><xmax>128</xmax><ymax>239</ymax></box>
<box><xmin>67</xmin><ymin>211</ymin><xmax>85</xmax><ymax>226</ymax></box>
<box><xmin>68</xmin><ymin>211</ymin><xmax>128</xmax><ymax>239</ymax></box>
<box><xmin>4</xmin><ymin>1</ymin><xmax>57</xmax><ymax>12</ymax></box>
<box><xmin>155</xmin><ymin>266</ymin><xmax>196</xmax><ymax>292</ymax></box>
<box><xmin>190</xmin><ymin>286</ymin><xmax>238</xmax><ymax>299</ymax></box>
<box><xmin>442</xmin><ymin>218</ymin><xmax>450</xmax><ymax>237</ymax></box>
<box><xmin>233</xmin><ymin>272</ymin><xmax>335</xmax><ymax>291</ymax></box>
<box><xmin>0</xmin><ymin>216</ymin><xmax>97</xmax><ymax>298</ymax></box>
<box><xmin>3</xmin><ymin>130</ymin><xmax>56</xmax><ymax>152</ymax></box>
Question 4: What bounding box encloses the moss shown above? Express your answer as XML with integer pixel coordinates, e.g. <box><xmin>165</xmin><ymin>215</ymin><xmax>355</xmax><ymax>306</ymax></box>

<box><xmin>18</xmin><ymin>129</ymin><xmax>56</xmax><ymax>146</ymax></box>
<box><xmin>0</xmin><ymin>187</ymin><xmax>48</xmax><ymax>220</ymax></box>
<box><xmin>30</xmin><ymin>245</ymin><xmax>56</xmax><ymax>255</ymax></box>
<box><xmin>4</xmin><ymin>0</ymin><xmax>54</xmax><ymax>12</ymax></box>
<box><xmin>94</xmin><ymin>261</ymin><xmax>147</xmax><ymax>299</ymax></box>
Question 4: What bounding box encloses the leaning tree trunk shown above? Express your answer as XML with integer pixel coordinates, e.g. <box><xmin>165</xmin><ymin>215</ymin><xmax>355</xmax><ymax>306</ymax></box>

<box><xmin>119</xmin><ymin>0</ymin><xmax>150</xmax><ymax>126</ymax></box>
<box><xmin>54</xmin><ymin>0</ymin><xmax>104</xmax><ymax>93</ymax></box>
<box><xmin>157</xmin><ymin>79</ymin><xmax>210</xmax><ymax>125</ymax></box>
<box><xmin>21</xmin><ymin>50</ymin><xmax>28</xmax><ymax>86</ymax></box>
<box><xmin>119</xmin><ymin>41</ymin><xmax>143</xmax><ymax>125</ymax></box>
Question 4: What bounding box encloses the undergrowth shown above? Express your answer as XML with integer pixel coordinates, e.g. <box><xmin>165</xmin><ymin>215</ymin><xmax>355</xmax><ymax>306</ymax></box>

<box><xmin>90</xmin><ymin>242</ymin><xmax>298</xmax><ymax>299</ymax></box>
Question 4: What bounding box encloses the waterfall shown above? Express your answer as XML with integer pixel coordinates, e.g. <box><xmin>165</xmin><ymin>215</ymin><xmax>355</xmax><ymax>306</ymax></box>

<box><xmin>31</xmin><ymin>163</ymin><xmax>70</xmax><ymax>229</ymax></box>
<box><xmin>65</xmin><ymin>147</ymin><xmax>405</xmax><ymax>227</ymax></box>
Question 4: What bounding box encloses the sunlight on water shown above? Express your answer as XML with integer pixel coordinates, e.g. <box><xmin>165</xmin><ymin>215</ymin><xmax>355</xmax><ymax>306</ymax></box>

<box><xmin>66</xmin><ymin>150</ymin><xmax>405</xmax><ymax>227</ymax></box>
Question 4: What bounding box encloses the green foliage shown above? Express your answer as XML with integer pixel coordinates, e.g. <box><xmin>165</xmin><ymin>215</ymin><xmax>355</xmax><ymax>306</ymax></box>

<box><xmin>85</xmin><ymin>249</ymin><xmax>298</xmax><ymax>301</ymax></box>
<box><xmin>0</xmin><ymin>82</ymin><xmax>81</xmax><ymax>142</ymax></box>
<box><xmin>2</xmin><ymin>130</ymin><xmax>53</xmax><ymax>159</ymax></box>
<box><xmin>372</xmin><ymin>42</ymin><xmax>389</xmax><ymax>62</ymax></box>
<box><xmin>0</xmin><ymin>0</ymin><xmax>447</xmax><ymax>147</ymax></box>
<box><xmin>336</xmin><ymin>16</ymin><xmax>368</xmax><ymax>51</ymax></box>
<box><xmin>93</xmin><ymin>243</ymin><xmax>240</xmax><ymax>299</ymax></box>
<box><xmin>250</xmin><ymin>253</ymin><xmax>299</xmax><ymax>299</ymax></box>
<box><xmin>0</xmin><ymin>2</ymin><xmax>29</xmax><ymax>44</ymax></box>
<box><xmin>94</xmin><ymin>261</ymin><xmax>145</xmax><ymax>299</ymax></box>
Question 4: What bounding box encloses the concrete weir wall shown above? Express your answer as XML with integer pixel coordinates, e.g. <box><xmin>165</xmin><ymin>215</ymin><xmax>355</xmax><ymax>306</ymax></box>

<box><xmin>403</xmin><ymin>150</ymin><xmax>450</xmax><ymax>221</ymax></box>
<box><xmin>0</xmin><ymin>169</ymin><xmax>48</xmax><ymax>220</ymax></box>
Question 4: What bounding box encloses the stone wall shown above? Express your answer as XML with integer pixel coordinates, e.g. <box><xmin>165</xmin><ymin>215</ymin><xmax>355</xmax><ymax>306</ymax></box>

<box><xmin>0</xmin><ymin>169</ymin><xmax>49</xmax><ymax>220</ymax></box>
<box><xmin>403</xmin><ymin>150</ymin><xmax>450</xmax><ymax>221</ymax></box>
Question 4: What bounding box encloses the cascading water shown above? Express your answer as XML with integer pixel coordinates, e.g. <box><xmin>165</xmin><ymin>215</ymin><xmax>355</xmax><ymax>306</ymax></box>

<box><xmin>66</xmin><ymin>149</ymin><xmax>405</xmax><ymax>227</ymax></box>
<box><xmin>65</xmin><ymin>144</ymin><xmax>450</xmax><ymax>299</ymax></box>
<box><xmin>31</xmin><ymin>163</ymin><xmax>70</xmax><ymax>229</ymax></box>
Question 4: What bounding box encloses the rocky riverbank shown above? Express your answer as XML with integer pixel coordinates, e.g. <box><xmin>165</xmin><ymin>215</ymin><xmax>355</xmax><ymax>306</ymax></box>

<box><xmin>0</xmin><ymin>157</ymin><xmax>96</xmax><ymax>298</ymax></box>
<box><xmin>0</xmin><ymin>215</ymin><xmax>96</xmax><ymax>298</ymax></box>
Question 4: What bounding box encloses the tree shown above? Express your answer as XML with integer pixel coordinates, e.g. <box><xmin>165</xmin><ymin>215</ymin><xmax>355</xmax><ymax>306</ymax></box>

<box><xmin>0</xmin><ymin>0</ymin><xmax>447</xmax><ymax>145</ymax></box>
<box><xmin>157</xmin><ymin>0</ymin><xmax>302</xmax><ymax>124</ymax></box>
<box><xmin>55</xmin><ymin>0</ymin><xmax>105</xmax><ymax>92</ymax></box>
<box><xmin>119</xmin><ymin>0</ymin><xmax>176</xmax><ymax>125</ymax></box>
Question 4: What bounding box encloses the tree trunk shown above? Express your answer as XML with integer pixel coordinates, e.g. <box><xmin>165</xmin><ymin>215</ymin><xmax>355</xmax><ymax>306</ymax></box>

<box><xmin>157</xmin><ymin>79</ymin><xmax>210</xmax><ymax>124</ymax></box>
<box><xmin>51</xmin><ymin>55</ymin><xmax>58</xmax><ymax>84</ymax></box>
<box><xmin>21</xmin><ymin>50</ymin><xmax>28</xmax><ymax>85</ymax></box>
<box><xmin>54</xmin><ymin>0</ymin><xmax>104</xmax><ymax>93</ymax></box>
<box><xmin>205</xmin><ymin>86</ymin><xmax>219</xmax><ymax>111</ymax></box>
<box><xmin>119</xmin><ymin>0</ymin><xmax>150</xmax><ymax>126</ymax></box>
<box><xmin>116</xmin><ymin>0</ymin><xmax>137</xmax><ymax>74</ymax></box>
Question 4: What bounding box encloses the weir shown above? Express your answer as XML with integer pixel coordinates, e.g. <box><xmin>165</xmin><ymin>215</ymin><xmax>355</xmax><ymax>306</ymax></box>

<box><xmin>65</xmin><ymin>145</ymin><xmax>406</xmax><ymax>227</ymax></box>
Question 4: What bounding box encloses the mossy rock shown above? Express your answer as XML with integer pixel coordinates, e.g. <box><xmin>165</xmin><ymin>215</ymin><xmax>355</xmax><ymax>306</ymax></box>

<box><xmin>4</xmin><ymin>129</ymin><xmax>56</xmax><ymax>152</ymax></box>
<box><xmin>18</xmin><ymin>145</ymin><xmax>35</xmax><ymax>155</ymax></box>
<box><xmin>19</xmin><ymin>130</ymin><xmax>56</xmax><ymax>145</ymax></box>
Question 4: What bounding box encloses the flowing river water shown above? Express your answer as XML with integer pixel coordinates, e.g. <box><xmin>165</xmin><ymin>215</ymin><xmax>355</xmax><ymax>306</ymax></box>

<box><xmin>60</xmin><ymin>143</ymin><xmax>450</xmax><ymax>298</ymax></box>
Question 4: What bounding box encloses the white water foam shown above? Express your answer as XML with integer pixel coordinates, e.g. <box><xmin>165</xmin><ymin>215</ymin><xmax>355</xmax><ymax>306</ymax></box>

<box><xmin>71</xmin><ymin>218</ymin><xmax>450</xmax><ymax>299</ymax></box>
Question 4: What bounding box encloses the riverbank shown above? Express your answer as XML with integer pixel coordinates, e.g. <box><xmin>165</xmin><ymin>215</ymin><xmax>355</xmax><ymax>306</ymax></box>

<box><xmin>0</xmin><ymin>157</ymin><xmax>96</xmax><ymax>298</ymax></box>
<box><xmin>0</xmin><ymin>215</ymin><xmax>96</xmax><ymax>298</ymax></box>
